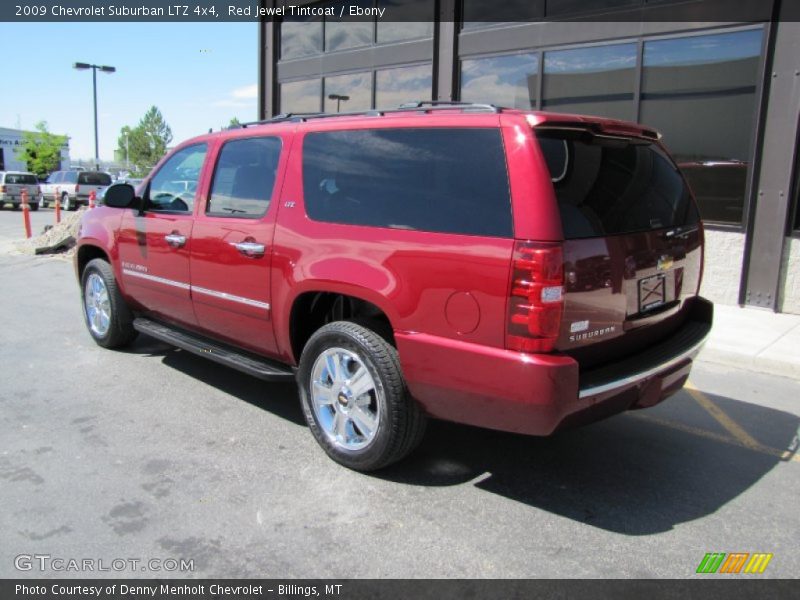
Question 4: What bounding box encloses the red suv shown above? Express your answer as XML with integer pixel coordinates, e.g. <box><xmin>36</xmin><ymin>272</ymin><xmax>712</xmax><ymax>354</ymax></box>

<box><xmin>75</xmin><ymin>102</ymin><xmax>712</xmax><ymax>470</ymax></box>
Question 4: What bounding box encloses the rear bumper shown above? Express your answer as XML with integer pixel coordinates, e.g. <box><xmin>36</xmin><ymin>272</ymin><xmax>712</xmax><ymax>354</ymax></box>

<box><xmin>396</xmin><ymin>297</ymin><xmax>713</xmax><ymax>435</ymax></box>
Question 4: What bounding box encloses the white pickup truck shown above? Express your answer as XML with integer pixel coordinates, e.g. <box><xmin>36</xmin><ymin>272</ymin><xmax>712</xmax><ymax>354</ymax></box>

<box><xmin>39</xmin><ymin>170</ymin><xmax>113</xmax><ymax>210</ymax></box>
<box><xmin>0</xmin><ymin>171</ymin><xmax>40</xmax><ymax>210</ymax></box>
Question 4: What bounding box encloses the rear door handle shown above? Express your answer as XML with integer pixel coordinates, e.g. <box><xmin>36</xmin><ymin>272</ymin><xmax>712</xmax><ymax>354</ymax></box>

<box><xmin>231</xmin><ymin>241</ymin><xmax>266</xmax><ymax>258</ymax></box>
<box><xmin>164</xmin><ymin>233</ymin><xmax>186</xmax><ymax>248</ymax></box>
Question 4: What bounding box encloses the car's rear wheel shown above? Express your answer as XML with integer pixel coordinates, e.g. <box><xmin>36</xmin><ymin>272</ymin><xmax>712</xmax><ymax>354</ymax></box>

<box><xmin>29</xmin><ymin>199</ymin><xmax>38</xmax><ymax>211</ymax></box>
<box><xmin>38</xmin><ymin>193</ymin><xmax>47</xmax><ymax>209</ymax></box>
<box><xmin>297</xmin><ymin>320</ymin><xmax>426</xmax><ymax>471</ymax></box>
<box><xmin>62</xmin><ymin>193</ymin><xmax>73</xmax><ymax>211</ymax></box>
<box><xmin>81</xmin><ymin>258</ymin><xmax>138</xmax><ymax>349</ymax></box>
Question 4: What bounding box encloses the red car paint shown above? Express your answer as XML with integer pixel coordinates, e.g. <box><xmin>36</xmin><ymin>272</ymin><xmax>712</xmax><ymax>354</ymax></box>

<box><xmin>76</xmin><ymin>108</ymin><xmax>712</xmax><ymax>436</ymax></box>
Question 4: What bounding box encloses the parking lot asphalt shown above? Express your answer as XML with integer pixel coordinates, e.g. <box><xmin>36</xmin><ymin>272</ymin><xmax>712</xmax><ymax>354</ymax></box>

<box><xmin>0</xmin><ymin>208</ymin><xmax>798</xmax><ymax>579</ymax></box>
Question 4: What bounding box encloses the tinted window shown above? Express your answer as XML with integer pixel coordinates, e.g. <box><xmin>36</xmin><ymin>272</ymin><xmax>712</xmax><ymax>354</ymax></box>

<box><xmin>207</xmin><ymin>137</ymin><xmax>282</xmax><ymax>218</ymax></box>
<box><xmin>147</xmin><ymin>144</ymin><xmax>207</xmax><ymax>213</ymax></box>
<box><xmin>303</xmin><ymin>128</ymin><xmax>512</xmax><ymax>237</ymax></box>
<box><xmin>325</xmin><ymin>0</ymin><xmax>373</xmax><ymax>52</ymax></box>
<box><xmin>280</xmin><ymin>16</ymin><xmax>322</xmax><ymax>59</ymax></box>
<box><xmin>375</xmin><ymin>64</ymin><xmax>432</xmax><ymax>109</ymax></box>
<box><xmin>543</xmin><ymin>43</ymin><xmax>637</xmax><ymax>121</ymax></box>
<box><xmin>280</xmin><ymin>79</ymin><xmax>322</xmax><ymax>113</ymax></box>
<box><xmin>641</xmin><ymin>29</ymin><xmax>763</xmax><ymax>225</ymax></box>
<box><xmin>6</xmin><ymin>174</ymin><xmax>37</xmax><ymax>184</ymax></box>
<box><xmin>324</xmin><ymin>72</ymin><xmax>372</xmax><ymax>112</ymax></box>
<box><xmin>377</xmin><ymin>0</ymin><xmax>433</xmax><ymax>42</ymax></box>
<box><xmin>462</xmin><ymin>0</ymin><xmax>543</xmax><ymax>29</ymax></box>
<box><xmin>536</xmin><ymin>130</ymin><xmax>699</xmax><ymax>239</ymax></box>
<box><xmin>63</xmin><ymin>172</ymin><xmax>78</xmax><ymax>183</ymax></box>
<box><xmin>78</xmin><ymin>172</ymin><xmax>112</xmax><ymax>185</ymax></box>
<box><xmin>461</xmin><ymin>53</ymin><xmax>538</xmax><ymax>108</ymax></box>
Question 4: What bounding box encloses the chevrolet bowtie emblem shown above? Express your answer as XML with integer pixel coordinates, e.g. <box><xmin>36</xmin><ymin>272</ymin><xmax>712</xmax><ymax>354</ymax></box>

<box><xmin>657</xmin><ymin>255</ymin><xmax>674</xmax><ymax>271</ymax></box>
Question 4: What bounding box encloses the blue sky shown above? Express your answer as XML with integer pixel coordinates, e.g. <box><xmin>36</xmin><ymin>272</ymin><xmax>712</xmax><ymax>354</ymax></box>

<box><xmin>0</xmin><ymin>22</ymin><xmax>257</xmax><ymax>161</ymax></box>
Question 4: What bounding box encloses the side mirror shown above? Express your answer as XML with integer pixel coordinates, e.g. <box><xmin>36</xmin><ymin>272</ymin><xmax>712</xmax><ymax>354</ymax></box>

<box><xmin>103</xmin><ymin>183</ymin><xmax>139</xmax><ymax>209</ymax></box>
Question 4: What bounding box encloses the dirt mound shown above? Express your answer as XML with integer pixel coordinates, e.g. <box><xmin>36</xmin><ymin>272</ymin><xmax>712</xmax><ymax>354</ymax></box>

<box><xmin>15</xmin><ymin>208</ymin><xmax>88</xmax><ymax>255</ymax></box>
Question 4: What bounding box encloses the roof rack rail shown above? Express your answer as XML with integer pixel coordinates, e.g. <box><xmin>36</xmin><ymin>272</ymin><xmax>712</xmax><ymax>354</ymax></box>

<box><xmin>236</xmin><ymin>113</ymin><xmax>321</xmax><ymax>128</ymax></box>
<box><xmin>397</xmin><ymin>100</ymin><xmax>501</xmax><ymax>113</ymax></box>
<box><xmin>235</xmin><ymin>102</ymin><xmax>502</xmax><ymax>129</ymax></box>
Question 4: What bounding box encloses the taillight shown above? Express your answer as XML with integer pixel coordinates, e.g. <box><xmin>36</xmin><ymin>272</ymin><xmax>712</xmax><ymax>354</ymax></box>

<box><xmin>506</xmin><ymin>240</ymin><xmax>564</xmax><ymax>353</ymax></box>
<box><xmin>36</xmin><ymin>185</ymin><xmax>41</xmax><ymax>194</ymax></box>
<box><xmin>0</xmin><ymin>185</ymin><xmax>5</xmax><ymax>193</ymax></box>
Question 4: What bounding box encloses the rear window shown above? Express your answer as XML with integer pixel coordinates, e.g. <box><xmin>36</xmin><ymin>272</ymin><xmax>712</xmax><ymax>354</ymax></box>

<box><xmin>535</xmin><ymin>130</ymin><xmax>699</xmax><ymax>239</ymax></box>
<box><xmin>302</xmin><ymin>128</ymin><xmax>512</xmax><ymax>238</ymax></box>
<box><xmin>78</xmin><ymin>172</ymin><xmax>112</xmax><ymax>185</ymax></box>
<box><xmin>5</xmin><ymin>174</ymin><xmax>37</xmax><ymax>184</ymax></box>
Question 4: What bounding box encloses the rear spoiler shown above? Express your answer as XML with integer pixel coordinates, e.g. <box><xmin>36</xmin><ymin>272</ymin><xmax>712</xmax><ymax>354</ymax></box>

<box><xmin>530</xmin><ymin>119</ymin><xmax>661</xmax><ymax>142</ymax></box>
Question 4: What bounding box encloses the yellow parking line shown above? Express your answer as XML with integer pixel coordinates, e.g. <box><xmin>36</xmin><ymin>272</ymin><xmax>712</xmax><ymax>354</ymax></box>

<box><xmin>629</xmin><ymin>412</ymin><xmax>800</xmax><ymax>464</ymax></box>
<box><xmin>684</xmin><ymin>381</ymin><xmax>762</xmax><ymax>451</ymax></box>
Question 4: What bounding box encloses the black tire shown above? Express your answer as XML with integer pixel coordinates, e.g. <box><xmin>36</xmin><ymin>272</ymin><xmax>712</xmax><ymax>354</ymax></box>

<box><xmin>297</xmin><ymin>320</ymin><xmax>426</xmax><ymax>471</ymax></box>
<box><xmin>29</xmin><ymin>201</ymin><xmax>39</xmax><ymax>212</ymax></box>
<box><xmin>80</xmin><ymin>258</ymin><xmax>138</xmax><ymax>349</ymax></box>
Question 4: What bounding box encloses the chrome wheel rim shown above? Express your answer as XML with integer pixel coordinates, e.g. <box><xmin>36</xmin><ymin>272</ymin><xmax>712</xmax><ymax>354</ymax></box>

<box><xmin>84</xmin><ymin>273</ymin><xmax>111</xmax><ymax>337</ymax></box>
<box><xmin>310</xmin><ymin>347</ymin><xmax>380</xmax><ymax>451</ymax></box>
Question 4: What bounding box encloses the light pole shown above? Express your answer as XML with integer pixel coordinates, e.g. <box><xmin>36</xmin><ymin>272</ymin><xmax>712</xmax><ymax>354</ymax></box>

<box><xmin>74</xmin><ymin>62</ymin><xmax>116</xmax><ymax>171</ymax></box>
<box><xmin>327</xmin><ymin>93</ymin><xmax>350</xmax><ymax>113</ymax></box>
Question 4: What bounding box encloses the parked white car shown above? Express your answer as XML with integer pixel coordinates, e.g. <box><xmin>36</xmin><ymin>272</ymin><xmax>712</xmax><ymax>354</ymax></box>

<box><xmin>39</xmin><ymin>170</ymin><xmax>113</xmax><ymax>210</ymax></box>
<box><xmin>0</xmin><ymin>171</ymin><xmax>40</xmax><ymax>210</ymax></box>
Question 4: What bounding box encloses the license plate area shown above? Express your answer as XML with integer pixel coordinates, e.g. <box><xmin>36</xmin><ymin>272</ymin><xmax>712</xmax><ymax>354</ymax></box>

<box><xmin>638</xmin><ymin>274</ymin><xmax>666</xmax><ymax>312</ymax></box>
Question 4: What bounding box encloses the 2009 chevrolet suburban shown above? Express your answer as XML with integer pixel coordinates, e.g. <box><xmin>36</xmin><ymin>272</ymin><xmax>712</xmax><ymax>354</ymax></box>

<box><xmin>75</xmin><ymin>101</ymin><xmax>712</xmax><ymax>470</ymax></box>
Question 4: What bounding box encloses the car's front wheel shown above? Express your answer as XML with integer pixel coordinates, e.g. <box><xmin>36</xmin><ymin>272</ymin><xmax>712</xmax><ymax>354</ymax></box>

<box><xmin>62</xmin><ymin>193</ymin><xmax>73</xmax><ymax>211</ymax></box>
<box><xmin>38</xmin><ymin>193</ymin><xmax>47</xmax><ymax>209</ymax></box>
<box><xmin>81</xmin><ymin>259</ymin><xmax>138</xmax><ymax>348</ymax></box>
<box><xmin>297</xmin><ymin>321</ymin><xmax>426</xmax><ymax>471</ymax></box>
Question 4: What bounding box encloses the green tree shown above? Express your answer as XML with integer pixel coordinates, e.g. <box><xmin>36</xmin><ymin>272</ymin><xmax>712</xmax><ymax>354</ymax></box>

<box><xmin>116</xmin><ymin>106</ymin><xmax>173</xmax><ymax>177</ymax></box>
<box><xmin>14</xmin><ymin>121</ymin><xmax>67</xmax><ymax>176</ymax></box>
<box><xmin>227</xmin><ymin>117</ymin><xmax>241</xmax><ymax>129</ymax></box>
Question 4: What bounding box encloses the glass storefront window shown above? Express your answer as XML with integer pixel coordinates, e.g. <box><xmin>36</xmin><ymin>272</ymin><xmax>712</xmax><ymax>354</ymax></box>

<box><xmin>281</xmin><ymin>17</ymin><xmax>323</xmax><ymax>59</ymax></box>
<box><xmin>542</xmin><ymin>43</ymin><xmax>637</xmax><ymax>121</ymax></box>
<box><xmin>460</xmin><ymin>53</ymin><xmax>538</xmax><ymax>108</ymax></box>
<box><xmin>280</xmin><ymin>79</ymin><xmax>322</xmax><ymax>113</ymax></box>
<box><xmin>546</xmin><ymin>0</ymin><xmax>639</xmax><ymax>17</ymax></box>
<box><xmin>462</xmin><ymin>0</ymin><xmax>543</xmax><ymax>29</ymax></box>
<box><xmin>375</xmin><ymin>64</ymin><xmax>432</xmax><ymax>108</ymax></box>
<box><xmin>324</xmin><ymin>72</ymin><xmax>373</xmax><ymax>112</ymax></box>
<box><xmin>641</xmin><ymin>28</ymin><xmax>764</xmax><ymax>225</ymax></box>
<box><xmin>325</xmin><ymin>0</ymin><xmax>373</xmax><ymax>52</ymax></box>
<box><xmin>378</xmin><ymin>1</ymin><xmax>434</xmax><ymax>42</ymax></box>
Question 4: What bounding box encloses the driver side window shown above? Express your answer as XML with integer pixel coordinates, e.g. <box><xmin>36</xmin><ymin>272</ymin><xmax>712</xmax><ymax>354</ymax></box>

<box><xmin>146</xmin><ymin>144</ymin><xmax>207</xmax><ymax>213</ymax></box>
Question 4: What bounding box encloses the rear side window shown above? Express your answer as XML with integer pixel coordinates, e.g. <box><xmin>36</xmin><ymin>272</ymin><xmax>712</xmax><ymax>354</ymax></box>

<box><xmin>78</xmin><ymin>172</ymin><xmax>112</xmax><ymax>185</ymax></box>
<box><xmin>207</xmin><ymin>137</ymin><xmax>282</xmax><ymax>218</ymax></box>
<box><xmin>63</xmin><ymin>172</ymin><xmax>78</xmax><ymax>184</ymax></box>
<box><xmin>536</xmin><ymin>130</ymin><xmax>699</xmax><ymax>239</ymax></box>
<box><xmin>302</xmin><ymin>128</ymin><xmax>512</xmax><ymax>237</ymax></box>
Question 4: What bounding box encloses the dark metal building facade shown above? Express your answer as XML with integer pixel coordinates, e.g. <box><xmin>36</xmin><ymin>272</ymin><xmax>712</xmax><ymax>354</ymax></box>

<box><xmin>258</xmin><ymin>0</ymin><xmax>800</xmax><ymax>313</ymax></box>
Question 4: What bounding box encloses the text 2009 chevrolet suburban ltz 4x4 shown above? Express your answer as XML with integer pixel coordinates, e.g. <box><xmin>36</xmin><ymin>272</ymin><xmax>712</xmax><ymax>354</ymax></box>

<box><xmin>75</xmin><ymin>102</ymin><xmax>712</xmax><ymax>471</ymax></box>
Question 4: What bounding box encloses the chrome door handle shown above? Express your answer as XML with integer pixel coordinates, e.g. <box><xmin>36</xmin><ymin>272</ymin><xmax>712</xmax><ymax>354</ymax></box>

<box><xmin>164</xmin><ymin>233</ymin><xmax>186</xmax><ymax>248</ymax></box>
<box><xmin>231</xmin><ymin>241</ymin><xmax>266</xmax><ymax>257</ymax></box>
